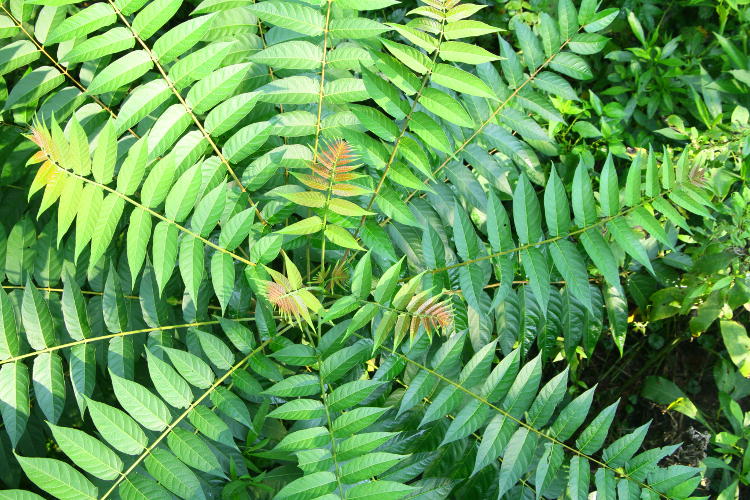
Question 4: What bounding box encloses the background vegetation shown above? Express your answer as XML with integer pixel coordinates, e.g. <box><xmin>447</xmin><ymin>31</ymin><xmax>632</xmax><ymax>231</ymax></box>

<box><xmin>0</xmin><ymin>0</ymin><xmax>748</xmax><ymax>498</ymax></box>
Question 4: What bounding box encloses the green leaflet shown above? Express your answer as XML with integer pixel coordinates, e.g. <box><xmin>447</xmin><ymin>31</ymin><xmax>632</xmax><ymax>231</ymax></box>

<box><xmin>607</xmin><ymin>218</ymin><xmax>655</xmax><ymax>275</ymax></box>
<box><xmin>332</xmin><ymin>406</ymin><xmax>388</xmax><ymax>438</ymax></box>
<box><xmin>264</xmin><ymin>374</ymin><xmax>320</xmax><ymax>397</ymax></box>
<box><xmin>418</xmin><ymin>88</ymin><xmax>475</xmax><ymax>127</ymax></box>
<box><xmin>454</xmin><ymin>201</ymin><xmax>480</xmax><ymax>260</ymax></box>
<box><xmin>602</xmin><ymin>421</ymin><xmax>650</xmax><ymax>467</ymax></box>
<box><xmin>497</xmin><ymin>428</ymin><xmax>538</xmax><ymax>496</ymax></box>
<box><xmin>550</xmin><ymin>52</ymin><xmax>593</xmax><ymax>80</ymax></box>
<box><xmin>330</xmin><ymin>18</ymin><xmax>389</xmax><ymax>39</ymax></box>
<box><xmin>116</xmin><ymin>135</ymin><xmax>149</xmax><ymax>195</ymax></box>
<box><xmin>194</xmin><ymin>328</ymin><xmax>235</xmax><ymax>370</ymax></box>
<box><xmin>408</xmin><ymin>111</ymin><xmax>452</xmax><ymax>153</ymax></box>
<box><xmin>148</xmin><ymin>106</ymin><xmax>191</xmax><ymax>158</ymax></box>
<box><xmin>325</xmin><ymin>225</ymin><xmax>362</xmax><ymax>250</ymax></box>
<box><xmin>572</xmin><ymin>162</ymin><xmax>597</xmax><ymax>227</ymax></box>
<box><xmin>179</xmin><ymin>235</ymin><xmax>205</xmax><ymax>304</ymax></box>
<box><xmin>339</xmin><ymin>452</ymin><xmax>405</xmax><ymax>483</ymax></box>
<box><xmin>115</xmin><ymin>81</ymin><xmax>171</xmax><ymax>135</ymax></box>
<box><xmin>152</xmin><ymin>221</ymin><xmax>179</xmax><ymax>294</ymax></box>
<box><xmin>499</xmin><ymin>36</ymin><xmax>524</xmax><ymax>88</ymax></box>
<box><xmin>445</xmin><ymin>19</ymin><xmax>501</xmax><ymax>39</ymax></box>
<box><xmin>527</xmin><ymin>368</ymin><xmax>569</xmax><ymax>427</ymax></box>
<box><xmin>362</xmin><ymin>67</ymin><xmax>409</xmax><ymax>119</ymax></box>
<box><xmin>110</xmin><ymin>371</ymin><xmax>172</xmax><ymax>431</ymax></box>
<box><xmin>373</xmin><ymin>52</ymin><xmax>422</xmax><ymax>96</ymax></box>
<box><xmin>22</xmin><ymin>280</ymin><xmax>57</xmax><ymax>349</ymax></box>
<box><xmin>153</xmin><ymin>14</ymin><xmax>214</xmax><ymax>64</ymax></box>
<box><xmin>514</xmin><ymin>20</ymin><xmax>544</xmax><ymax>71</ymax></box>
<box><xmin>442</xmin><ymin>398</ymin><xmax>490</xmax><ymax>445</ymax></box>
<box><xmin>56</xmin><ymin>178</ymin><xmax>83</xmax><ymax>245</ymax></box>
<box><xmin>252</xmin><ymin>41</ymin><xmax>323</xmax><ymax>70</ymax></box>
<box><xmin>0</xmin><ymin>15</ymin><xmax>18</xmax><ymax>39</ymax></box>
<box><xmin>91</xmin><ymin>120</ymin><xmax>117</xmax><ymax>184</ymax></box>
<box><xmin>47</xmin><ymin>423</ymin><xmax>123</xmax><ymax>480</ymax></box>
<box><xmin>206</xmin><ymin>92</ymin><xmax>260</xmax><ymax>134</ymax></box>
<box><xmin>321</xmin><ymin>341</ymin><xmax>371</xmax><ymax>382</ymax></box>
<box><xmin>268</xmin><ymin>398</ymin><xmax>325</xmax><ymax>420</ymax></box>
<box><xmin>335</xmin><ymin>0</ymin><xmax>398</xmax><ymax>9</ymax></box>
<box><xmin>126</xmin><ymin>210</ymin><xmax>152</xmax><ymax>286</ymax></box>
<box><xmin>168</xmin><ymin>41</ymin><xmax>236</xmax><ymax>89</ymax></box>
<box><xmin>163</xmin><ymin>346</ymin><xmax>216</xmax><ymax>389</ymax></box>
<box><xmin>32</xmin><ymin>352</ymin><xmax>66</xmax><ymax>423</ymax></box>
<box><xmin>145</xmin><ymin>349</ymin><xmax>193</xmax><ymax>408</ymax></box>
<box><xmin>211</xmin><ymin>251</ymin><xmax>235</xmax><ymax>312</ymax></box>
<box><xmin>87</xmin><ymin>51</ymin><xmax>153</xmax><ymax>95</ymax></box>
<box><xmin>119</xmin><ymin>474</ymin><xmax>172</xmax><ymax>500</ymax></box>
<box><xmin>115</xmin><ymin>0</ymin><xmax>149</xmax><ymax>15</ymax></box>
<box><xmin>69</xmin><ymin>343</ymin><xmax>95</xmax><ymax>415</ymax></box>
<box><xmin>544</xmin><ymin>167</ymin><xmax>571</xmax><ymax>236</ymax></box>
<box><xmin>131</xmin><ymin>0</ymin><xmax>183</xmax><ymax>40</ymax></box>
<box><xmin>440</xmin><ymin>40</ymin><xmax>500</xmax><ymax>65</ymax></box>
<box><xmin>0</xmin><ymin>41</ymin><xmax>40</xmax><ymax>77</ymax></box>
<box><xmin>0</xmin><ymin>287</ymin><xmax>20</xmax><ymax>359</ymax></box>
<box><xmin>327</xmin><ymin>380</ymin><xmax>384</xmax><ymax>412</ymax></box>
<box><xmin>211</xmin><ymin>386</ymin><xmax>253</xmax><ymax>428</ymax></box>
<box><xmin>66</xmin><ymin>117</ymin><xmax>90</xmax><ymax>176</ymax></box>
<box><xmin>536</xmin><ymin>443</ymin><xmax>565</xmax><ymax>497</ymax></box>
<box><xmin>223</xmin><ymin>121</ymin><xmax>272</xmax><ymax>162</ymax></box>
<box><xmin>549</xmin><ymin>240</ymin><xmax>592</xmax><ymax>313</ymax></box>
<box><xmin>583</xmin><ymin>8</ymin><xmax>619</xmax><ymax>32</ymax></box>
<box><xmin>513</xmin><ymin>174</ymin><xmax>543</xmax><ymax>245</ymax></box>
<box><xmin>432</xmin><ymin>63</ymin><xmax>497</xmax><ymax>99</ymax></box>
<box><xmin>167</xmin><ymin>427</ymin><xmax>224</xmax><ymax>477</ymax></box>
<box><xmin>186</xmin><ymin>63</ymin><xmax>250</xmax><ymax>114</ymax></box>
<box><xmin>15</xmin><ymin>455</ymin><xmax>98</xmax><ymax>500</ymax></box>
<box><xmin>144</xmin><ymin>448</ymin><xmax>206</xmax><ymax>499</ymax></box>
<box><xmin>550</xmin><ymin>388</ymin><xmax>594</xmax><ymax>441</ymax></box>
<box><xmin>381</xmin><ymin>39</ymin><xmax>431</xmax><ymax>74</ymax></box>
<box><xmin>576</xmin><ymin>400</ymin><xmax>620</xmax><ymax>454</ymax></box>
<box><xmin>0</xmin><ymin>490</ymin><xmax>45</xmax><ymax>500</ymax></box>
<box><xmin>276</xmin><ymin>216</ymin><xmax>324</xmax><ymax>235</ymax></box>
<box><xmin>84</xmin><ymin>397</ymin><xmax>148</xmax><ymax>455</ymax></box>
<box><xmin>598</xmin><ymin>154</ymin><xmax>619</xmax><ymax>217</ymax></box>
<box><xmin>219</xmin><ymin>209</ymin><xmax>255</xmax><ymax>251</ymax></box>
<box><xmin>324</xmin><ymin>78</ymin><xmax>368</xmax><ymax>104</ymax></box>
<box><xmin>188</xmin><ymin>405</ymin><xmax>236</xmax><ymax>448</ymax></box>
<box><xmin>248</xmin><ymin>0</ymin><xmax>324</xmax><ymax>36</ymax></box>
<box><xmin>274</xmin><ymin>426</ymin><xmax>329</xmax><ymax>451</ymax></box>
<box><xmin>191</xmin><ymin>183</ymin><xmax>226</xmax><ymax>237</ymax></box>
<box><xmin>569</xmin><ymin>32</ymin><xmax>609</xmax><ymax>54</ymax></box>
<box><xmin>346</xmin><ymin>480</ymin><xmax>415</xmax><ymax>499</ymax></box>
<box><xmin>61</xmin><ymin>27</ymin><xmax>135</xmax><ymax>64</ymax></box>
<box><xmin>0</xmin><ymin>362</ymin><xmax>30</xmax><ymax>447</ymax></box>
<box><xmin>46</xmin><ymin>3</ymin><xmax>115</xmax><ymax>44</ymax></box>
<box><xmin>568</xmin><ymin>456</ymin><xmax>591</xmax><ymax>500</ymax></box>
<box><xmin>4</xmin><ymin>66</ymin><xmax>64</xmax><ymax>110</ymax></box>
<box><xmin>721</xmin><ymin>320</ymin><xmax>750</xmax><ymax>377</ymax></box>
<box><xmin>273</xmin><ymin>471</ymin><xmax>336</xmax><ymax>500</ymax></box>
<box><xmin>558</xmin><ymin>0</ymin><xmax>579</xmax><ymax>39</ymax></box>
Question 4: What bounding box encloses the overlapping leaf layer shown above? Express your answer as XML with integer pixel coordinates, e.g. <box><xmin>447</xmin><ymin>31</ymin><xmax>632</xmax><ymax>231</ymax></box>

<box><xmin>0</xmin><ymin>0</ymin><xmax>717</xmax><ymax>498</ymax></box>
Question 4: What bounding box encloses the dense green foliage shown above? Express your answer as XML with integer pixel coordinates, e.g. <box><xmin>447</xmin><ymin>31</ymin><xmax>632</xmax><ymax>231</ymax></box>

<box><xmin>0</xmin><ymin>0</ymin><xmax>748</xmax><ymax>498</ymax></box>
